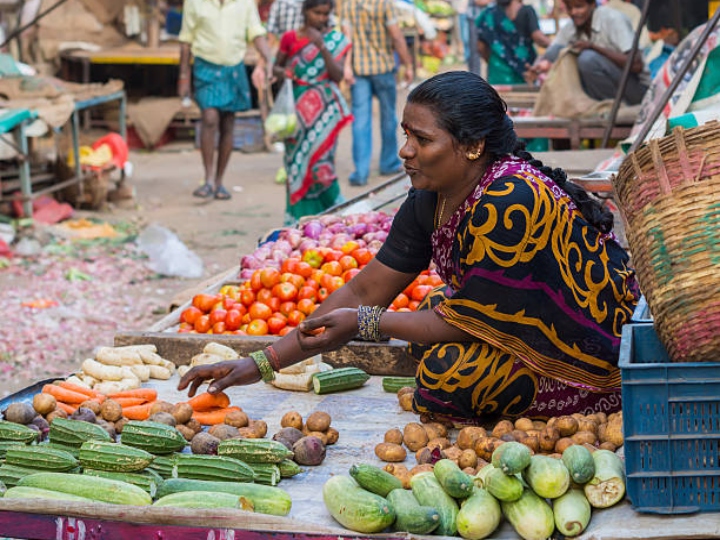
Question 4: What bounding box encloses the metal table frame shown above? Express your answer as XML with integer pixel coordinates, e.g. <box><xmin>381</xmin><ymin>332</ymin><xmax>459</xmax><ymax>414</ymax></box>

<box><xmin>0</xmin><ymin>107</ymin><xmax>36</xmax><ymax>216</ymax></box>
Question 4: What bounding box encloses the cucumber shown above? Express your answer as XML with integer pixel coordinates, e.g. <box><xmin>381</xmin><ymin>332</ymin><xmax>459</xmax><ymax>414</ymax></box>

<box><xmin>491</xmin><ymin>441</ymin><xmax>531</xmax><ymax>475</ymax></box>
<box><xmin>4</xmin><ymin>486</ymin><xmax>94</xmax><ymax>502</ymax></box>
<box><xmin>554</xmin><ymin>488</ymin><xmax>592</xmax><ymax>537</ymax></box>
<box><xmin>17</xmin><ymin>472</ymin><xmax>152</xmax><ymax>506</ymax></box>
<box><xmin>381</xmin><ymin>377</ymin><xmax>416</xmax><ymax>393</ymax></box>
<box><xmin>153</xmin><ymin>490</ymin><xmax>243</xmax><ymax>509</ymax></box>
<box><xmin>523</xmin><ymin>454</ymin><xmax>570</xmax><ymax>499</ymax></box>
<box><xmin>410</xmin><ymin>471</ymin><xmax>459</xmax><ymax>536</ymax></box>
<box><xmin>456</xmin><ymin>488</ymin><xmax>502</xmax><ymax>540</ymax></box>
<box><xmin>501</xmin><ymin>489</ymin><xmax>555</xmax><ymax>540</ymax></box>
<box><xmin>562</xmin><ymin>444</ymin><xmax>596</xmax><ymax>484</ymax></box>
<box><xmin>583</xmin><ymin>449</ymin><xmax>625</xmax><ymax>509</ymax></box>
<box><xmin>387</xmin><ymin>488</ymin><xmax>440</xmax><ymax>534</ymax></box>
<box><xmin>322</xmin><ymin>475</ymin><xmax>395</xmax><ymax>533</ymax></box>
<box><xmin>484</xmin><ymin>467</ymin><xmax>523</xmax><ymax>502</ymax></box>
<box><xmin>433</xmin><ymin>458</ymin><xmax>474</xmax><ymax>499</ymax></box>
<box><xmin>350</xmin><ymin>463</ymin><xmax>403</xmax><ymax>497</ymax></box>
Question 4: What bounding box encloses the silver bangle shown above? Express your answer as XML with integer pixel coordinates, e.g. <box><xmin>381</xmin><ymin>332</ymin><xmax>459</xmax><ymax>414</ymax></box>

<box><xmin>358</xmin><ymin>305</ymin><xmax>386</xmax><ymax>342</ymax></box>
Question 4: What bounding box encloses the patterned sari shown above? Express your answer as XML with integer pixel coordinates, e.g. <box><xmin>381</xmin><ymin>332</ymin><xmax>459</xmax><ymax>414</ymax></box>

<box><xmin>476</xmin><ymin>5</ymin><xmax>536</xmax><ymax>84</ymax></box>
<box><xmin>410</xmin><ymin>156</ymin><xmax>639</xmax><ymax>423</ymax></box>
<box><xmin>280</xmin><ymin>29</ymin><xmax>352</xmax><ymax>224</ymax></box>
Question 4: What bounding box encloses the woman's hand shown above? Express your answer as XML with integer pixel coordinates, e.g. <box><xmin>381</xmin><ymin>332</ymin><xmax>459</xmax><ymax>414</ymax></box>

<box><xmin>306</xmin><ymin>26</ymin><xmax>325</xmax><ymax>48</ymax></box>
<box><xmin>177</xmin><ymin>358</ymin><xmax>261</xmax><ymax>396</ymax></box>
<box><xmin>296</xmin><ymin>307</ymin><xmax>359</xmax><ymax>353</ymax></box>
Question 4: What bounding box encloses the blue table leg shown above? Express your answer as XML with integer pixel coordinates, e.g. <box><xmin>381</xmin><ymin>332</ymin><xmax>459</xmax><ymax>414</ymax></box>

<box><xmin>71</xmin><ymin>109</ymin><xmax>83</xmax><ymax>201</ymax></box>
<box><xmin>14</xmin><ymin>121</ymin><xmax>32</xmax><ymax>218</ymax></box>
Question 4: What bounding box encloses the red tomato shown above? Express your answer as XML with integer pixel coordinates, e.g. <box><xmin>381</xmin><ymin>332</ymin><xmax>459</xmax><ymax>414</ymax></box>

<box><xmin>256</xmin><ymin>287</ymin><xmax>274</xmax><ymax>306</ymax></box>
<box><xmin>278</xmin><ymin>326</ymin><xmax>293</xmax><ymax>336</ymax></box>
<box><xmin>408</xmin><ymin>300</ymin><xmax>420</xmax><ymax>311</ymax></box>
<box><xmin>321</xmin><ymin>261</ymin><xmax>343</xmax><ymax>277</ymax></box>
<box><xmin>392</xmin><ymin>293</ymin><xmax>410</xmax><ymax>310</ymax></box>
<box><xmin>260</xmin><ymin>267</ymin><xmax>281</xmax><ymax>289</ymax></box>
<box><xmin>267</xmin><ymin>316</ymin><xmax>287</xmax><ymax>335</ymax></box>
<box><xmin>287</xmin><ymin>310</ymin><xmax>306</xmax><ymax>326</ymax></box>
<box><xmin>209</xmin><ymin>309</ymin><xmax>227</xmax><ymax>326</ymax></box>
<box><xmin>411</xmin><ymin>284</ymin><xmax>434</xmax><ymax>302</ymax></box>
<box><xmin>295</xmin><ymin>261</ymin><xmax>314</xmax><ymax>278</ymax></box>
<box><xmin>279</xmin><ymin>301</ymin><xmax>297</xmax><ymax>317</ymax></box>
<box><xmin>340</xmin><ymin>240</ymin><xmax>360</xmax><ymax>255</ymax></box>
<box><xmin>246</xmin><ymin>319</ymin><xmax>269</xmax><ymax>336</ymax></box>
<box><xmin>192</xmin><ymin>294</ymin><xmax>220</xmax><ymax>313</ymax></box>
<box><xmin>351</xmin><ymin>248</ymin><xmax>373</xmax><ymax>266</ymax></box>
<box><xmin>225</xmin><ymin>309</ymin><xmax>242</xmax><ymax>331</ymax></box>
<box><xmin>180</xmin><ymin>306</ymin><xmax>203</xmax><ymax>325</ymax></box>
<box><xmin>281</xmin><ymin>257</ymin><xmax>301</xmax><ymax>274</ymax></box>
<box><xmin>310</xmin><ymin>269</ymin><xmax>326</xmax><ymax>284</ymax></box>
<box><xmin>194</xmin><ymin>315</ymin><xmax>211</xmax><ymax>333</ymax></box>
<box><xmin>297</xmin><ymin>286</ymin><xmax>317</xmax><ymax>302</ymax></box>
<box><xmin>212</xmin><ymin>321</ymin><xmax>226</xmax><ymax>334</ymax></box>
<box><xmin>342</xmin><ymin>268</ymin><xmax>361</xmax><ymax>282</ymax></box>
<box><xmin>240</xmin><ymin>289</ymin><xmax>255</xmax><ymax>307</ymax></box>
<box><xmin>339</xmin><ymin>255</ymin><xmax>359</xmax><ymax>272</ymax></box>
<box><xmin>302</xmin><ymin>249</ymin><xmax>324</xmax><ymax>269</ymax></box>
<box><xmin>297</xmin><ymin>298</ymin><xmax>317</xmax><ymax>316</ymax></box>
<box><xmin>219</xmin><ymin>284</ymin><xmax>240</xmax><ymax>300</ymax></box>
<box><xmin>326</xmin><ymin>276</ymin><xmax>345</xmax><ymax>293</ymax></box>
<box><xmin>223</xmin><ymin>297</ymin><xmax>237</xmax><ymax>310</ymax></box>
<box><xmin>178</xmin><ymin>322</ymin><xmax>194</xmax><ymax>332</ymax></box>
<box><xmin>304</xmin><ymin>279</ymin><xmax>320</xmax><ymax>290</ymax></box>
<box><xmin>249</xmin><ymin>302</ymin><xmax>273</xmax><ymax>320</ymax></box>
<box><xmin>280</xmin><ymin>272</ymin><xmax>305</xmax><ymax>290</ymax></box>
<box><xmin>427</xmin><ymin>274</ymin><xmax>444</xmax><ymax>287</ymax></box>
<box><xmin>317</xmin><ymin>287</ymin><xmax>330</xmax><ymax>303</ymax></box>
<box><xmin>272</xmin><ymin>282</ymin><xmax>298</xmax><ymax>302</ymax></box>
<box><xmin>267</xmin><ymin>296</ymin><xmax>281</xmax><ymax>313</ymax></box>
<box><xmin>323</xmin><ymin>249</ymin><xmax>344</xmax><ymax>263</ymax></box>
<box><xmin>250</xmin><ymin>270</ymin><xmax>263</xmax><ymax>291</ymax></box>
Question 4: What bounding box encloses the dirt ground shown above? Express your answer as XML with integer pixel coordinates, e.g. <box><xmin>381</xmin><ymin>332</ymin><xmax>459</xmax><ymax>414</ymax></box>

<box><xmin>0</xmin><ymin>84</ymin><xmax>619</xmax><ymax>398</ymax></box>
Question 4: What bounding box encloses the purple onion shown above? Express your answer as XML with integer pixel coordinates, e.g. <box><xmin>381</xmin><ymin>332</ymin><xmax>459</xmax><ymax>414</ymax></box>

<box><xmin>303</xmin><ymin>220</ymin><xmax>324</xmax><ymax>240</ymax></box>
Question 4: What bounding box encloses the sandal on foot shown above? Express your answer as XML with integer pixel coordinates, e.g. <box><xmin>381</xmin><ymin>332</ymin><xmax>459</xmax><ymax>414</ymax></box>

<box><xmin>214</xmin><ymin>185</ymin><xmax>232</xmax><ymax>200</ymax></box>
<box><xmin>193</xmin><ymin>183</ymin><xmax>214</xmax><ymax>198</ymax></box>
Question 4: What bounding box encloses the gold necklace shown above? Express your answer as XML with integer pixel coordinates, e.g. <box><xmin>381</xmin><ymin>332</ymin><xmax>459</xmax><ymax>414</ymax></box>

<box><xmin>436</xmin><ymin>195</ymin><xmax>447</xmax><ymax>230</ymax></box>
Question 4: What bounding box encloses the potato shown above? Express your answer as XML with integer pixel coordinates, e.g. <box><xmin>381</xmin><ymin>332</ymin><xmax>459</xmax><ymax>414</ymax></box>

<box><xmin>577</xmin><ymin>418</ymin><xmax>599</xmax><ymax>435</ymax></box>
<box><xmin>70</xmin><ymin>407</ymin><xmax>97</xmax><ymax>423</ymax></box>
<box><xmin>571</xmin><ymin>430</ymin><xmax>598</xmax><ymax>446</ymax></box>
<box><xmin>208</xmin><ymin>424</ymin><xmax>240</xmax><ymax>440</ymax></box>
<box><xmin>280</xmin><ymin>411</ymin><xmax>303</xmax><ymax>430</ymax></box>
<box><xmin>33</xmin><ymin>394</ymin><xmax>57</xmax><ymax>416</ymax></box>
<box><xmin>554</xmin><ymin>437</ymin><xmax>575</xmax><ymax>454</ymax></box>
<box><xmin>79</xmin><ymin>400</ymin><xmax>102</xmax><ymax>416</ymax></box>
<box><xmin>456</xmin><ymin>426</ymin><xmax>487</xmax><ymax>450</ymax></box>
<box><xmin>582</xmin><ymin>442</ymin><xmax>598</xmax><ymax>454</ymax></box>
<box><xmin>149</xmin><ymin>401</ymin><xmax>174</xmax><ymax>416</ymax></box>
<box><xmin>186</xmin><ymin>418</ymin><xmax>203</xmax><ymax>434</ymax></box>
<box><xmin>514</xmin><ymin>418</ymin><xmax>534</xmax><ymax>432</ymax></box>
<box><xmin>443</xmin><ymin>445</ymin><xmax>463</xmax><ymax>462</ymax></box>
<box><xmin>458</xmin><ymin>448</ymin><xmax>478</xmax><ymax>470</ymax></box>
<box><xmin>191</xmin><ymin>431</ymin><xmax>221</xmax><ymax>454</ymax></box>
<box><xmin>176</xmin><ymin>424</ymin><xmax>196</xmax><ymax>441</ymax></box>
<box><xmin>538</xmin><ymin>427</ymin><xmax>560</xmax><ymax>453</ymax></box>
<box><xmin>237</xmin><ymin>426</ymin><xmax>262</xmax><ymax>438</ymax></box>
<box><xmin>608</xmin><ymin>412</ymin><xmax>621</xmax><ymax>423</ymax></box>
<box><xmin>603</xmin><ymin>421</ymin><xmax>624</xmax><ymax>447</ymax></box>
<box><xmin>500</xmin><ymin>433</ymin><xmax>518</xmax><ymax>443</ymax></box>
<box><xmin>522</xmin><ymin>435</ymin><xmax>540</xmax><ymax>454</ymax></box>
<box><xmin>325</xmin><ymin>427</ymin><xmax>339</xmax><ymax>445</ymax></box>
<box><xmin>384</xmin><ymin>463</ymin><xmax>411</xmax><ymax>489</ymax></box>
<box><xmin>599</xmin><ymin>441</ymin><xmax>618</xmax><ymax>452</ymax></box>
<box><xmin>224</xmin><ymin>410</ymin><xmax>249</xmax><ymax>428</ymax></box>
<box><xmin>172</xmin><ymin>403</ymin><xmax>194</xmax><ymax>425</ymax></box>
<box><xmin>594</xmin><ymin>412</ymin><xmax>608</xmax><ymax>424</ymax></box>
<box><xmin>96</xmin><ymin>419</ymin><xmax>117</xmax><ymax>439</ymax></box>
<box><xmin>409</xmin><ymin>464</ymin><xmax>434</xmax><ymax>476</ymax></box>
<box><xmin>398</xmin><ymin>392</ymin><xmax>414</xmax><ymax>411</ymax></box>
<box><xmin>511</xmin><ymin>429</ymin><xmax>529</xmax><ymax>443</ymax></box>
<box><xmin>148</xmin><ymin>412</ymin><xmax>176</xmax><ymax>427</ymax></box>
<box><xmin>249</xmin><ymin>420</ymin><xmax>268</xmax><ymax>438</ymax></box>
<box><xmin>114</xmin><ymin>417</ymin><xmax>129</xmax><ymax>433</ymax></box>
<box><xmin>293</xmin><ymin>436</ymin><xmax>326</xmax><ymax>465</ymax></box>
<box><xmin>375</xmin><ymin>442</ymin><xmax>407</xmax><ymax>462</ymax></box>
<box><xmin>100</xmin><ymin>399</ymin><xmax>123</xmax><ymax>422</ymax></box>
<box><xmin>403</xmin><ymin>423</ymin><xmax>429</xmax><ymax>452</ymax></box>
<box><xmin>571</xmin><ymin>413</ymin><xmax>585</xmax><ymax>421</ymax></box>
<box><xmin>427</xmin><ymin>437</ymin><xmax>452</xmax><ymax>450</ymax></box>
<box><xmin>423</xmin><ymin>422</ymin><xmax>448</xmax><ymax>440</ymax></box>
<box><xmin>384</xmin><ymin>427</ymin><xmax>403</xmax><ymax>445</ymax></box>
<box><xmin>492</xmin><ymin>420</ymin><xmax>514</xmax><ymax>438</ymax></box>
<box><xmin>273</xmin><ymin>427</ymin><xmax>305</xmax><ymax>450</ymax></box>
<box><xmin>397</xmin><ymin>386</ymin><xmax>415</xmax><ymax>398</ymax></box>
<box><xmin>555</xmin><ymin>416</ymin><xmax>579</xmax><ymax>437</ymax></box>
<box><xmin>474</xmin><ymin>437</ymin><xmax>495</xmax><ymax>462</ymax></box>
<box><xmin>306</xmin><ymin>411</ymin><xmax>332</xmax><ymax>432</ymax></box>
<box><xmin>532</xmin><ymin>420</ymin><xmax>547</xmax><ymax>431</ymax></box>
<box><xmin>4</xmin><ymin>402</ymin><xmax>36</xmax><ymax>425</ymax></box>
<box><xmin>546</xmin><ymin>417</ymin><xmax>557</xmax><ymax>429</ymax></box>
<box><xmin>307</xmin><ymin>430</ymin><xmax>328</xmax><ymax>445</ymax></box>
<box><xmin>525</xmin><ymin>429</ymin><xmax>541</xmax><ymax>439</ymax></box>
<box><xmin>462</xmin><ymin>466</ymin><xmax>477</xmax><ymax>476</ymax></box>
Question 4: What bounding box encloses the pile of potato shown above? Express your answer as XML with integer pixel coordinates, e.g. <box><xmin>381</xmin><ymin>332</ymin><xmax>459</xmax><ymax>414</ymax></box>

<box><xmin>271</xmin><ymin>410</ymin><xmax>339</xmax><ymax>466</ymax></box>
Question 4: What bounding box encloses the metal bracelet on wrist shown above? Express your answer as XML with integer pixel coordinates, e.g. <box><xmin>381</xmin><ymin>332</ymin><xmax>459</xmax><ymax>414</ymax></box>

<box><xmin>357</xmin><ymin>305</ymin><xmax>386</xmax><ymax>342</ymax></box>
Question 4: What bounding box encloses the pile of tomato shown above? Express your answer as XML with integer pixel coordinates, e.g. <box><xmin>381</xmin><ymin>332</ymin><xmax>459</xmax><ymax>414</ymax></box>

<box><xmin>178</xmin><ymin>241</ymin><xmax>444</xmax><ymax>336</ymax></box>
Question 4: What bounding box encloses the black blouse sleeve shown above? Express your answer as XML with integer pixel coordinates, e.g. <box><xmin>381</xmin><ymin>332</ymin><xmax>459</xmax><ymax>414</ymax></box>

<box><xmin>375</xmin><ymin>188</ymin><xmax>435</xmax><ymax>274</ymax></box>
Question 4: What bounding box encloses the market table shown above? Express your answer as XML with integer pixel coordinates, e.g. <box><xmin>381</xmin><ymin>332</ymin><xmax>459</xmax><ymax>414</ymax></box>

<box><xmin>0</xmin><ymin>107</ymin><xmax>36</xmax><ymax>216</ymax></box>
<box><xmin>1</xmin><ymin>375</ymin><xmax>720</xmax><ymax>540</ymax></box>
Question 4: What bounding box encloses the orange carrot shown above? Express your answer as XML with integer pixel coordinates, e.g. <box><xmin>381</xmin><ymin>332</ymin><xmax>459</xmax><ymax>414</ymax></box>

<box><xmin>42</xmin><ymin>384</ymin><xmax>90</xmax><ymax>405</ymax></box>
<box><xmin>191</xmin><ymin>406</ymin><xmax>242</xmax><ymax>425</ymax></box>
<box><xmin>113</xmin><ymin>397</ymin><xmax>147</xmax><ymax>408</ymax></box>
<box><xmin>55</xmin><ymin>401</ymin><xmax>78</xmax><ymax>414</ymax></box>
<box><xmin>57</xmin><ymin>381</ymin><xmax>105</xmax><ymax>402</ymax></box>
<box><xmin>107</xmin><ymin>388</ymin><xmax>158</xmax><ymax>402</ymax></box>
<box><xmin>122</xmin><ymin>402</ymin><xmax>154</xmax><ymax>421</ymax></box>
<box><xmin>188</xmin><ymin>391</ymin><xmax>231</xmax><ymax>412</ymax></box>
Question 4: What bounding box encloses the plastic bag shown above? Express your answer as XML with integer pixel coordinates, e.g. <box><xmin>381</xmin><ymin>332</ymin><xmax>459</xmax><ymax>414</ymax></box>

<box><xmin>136</xmin><ymin>224</ymin><xmax>204</xmax><ymax>279</ymax></box>
<box><xmin>264</xmin><ymin>79</ymin><xmax>298</xmax><ymax>140</ymax></box>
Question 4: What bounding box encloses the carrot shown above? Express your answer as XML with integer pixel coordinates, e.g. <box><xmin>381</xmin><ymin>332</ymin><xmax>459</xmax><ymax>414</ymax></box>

<box><xmin>107</xmin><ymin>388</ymin><xmax>158</xmax><ymax>402</ymax></box>
<box><xmin>122</xmin><ymin>402</ymin><xmax>154</xmax><ymax>421</ymax></box>
<box><xmin>188</xmin><ymin>391</ymin><xmax>231</xmax><ymax>412</ymax></box>
<box><xmin>55</xmin><ymin>401</ymin><xmax>78</xmax><ymax>414</ymax></box>
<box><xmin>57</xmin><ymin>381</ymin><xmax>106</xmax><ymax>402</ymax></box>
<box><xmin>113</xmin><ymin>397</ymin><xmax>147</xmax><ymax>408</ymax></box>
<box><xmin>42</xmin><ymin>384</ymin><xmax>91</xmax><ymax>405</ymax></box>
<box><xmin>191</xmin><ymin>406</ymin><xmax>242</xmax><ymax>426</ymax></box>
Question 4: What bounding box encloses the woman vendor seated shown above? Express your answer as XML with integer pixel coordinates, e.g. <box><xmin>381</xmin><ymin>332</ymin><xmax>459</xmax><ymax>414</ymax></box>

<box><xmin>179</xmin><ymin>71</ymin><xmax>640</xmax><ymax>424</ymax></box>
<box><xmin>529</xmin><ymin>0</ymin><xmax>650</xmax><ymax>105</ymax></box>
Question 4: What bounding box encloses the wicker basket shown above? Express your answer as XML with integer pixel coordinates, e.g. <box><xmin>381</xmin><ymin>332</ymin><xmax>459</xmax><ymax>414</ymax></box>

<box><xmin>613</xmin><ymin>121</ymin><xmax>720</xmax><ymax>362</ymax></box>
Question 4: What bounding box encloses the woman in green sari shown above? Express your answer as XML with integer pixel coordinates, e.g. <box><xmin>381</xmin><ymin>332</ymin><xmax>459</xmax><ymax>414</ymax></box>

<box><xmin>273</xmin><ymin>0</ymin><xmax>352</xmax><ymax>225</ymax></box>
<box><xmin>476</xmin><ymin>0</ymin><xmax>550</xmax><ymax>85</ymax></box>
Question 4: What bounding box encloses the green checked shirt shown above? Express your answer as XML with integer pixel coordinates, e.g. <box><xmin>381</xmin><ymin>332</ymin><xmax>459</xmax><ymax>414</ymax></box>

<box><xmin>338</xmin><ymin>0</ymin><xmax>399</xmax><ymax>76</ymax></box>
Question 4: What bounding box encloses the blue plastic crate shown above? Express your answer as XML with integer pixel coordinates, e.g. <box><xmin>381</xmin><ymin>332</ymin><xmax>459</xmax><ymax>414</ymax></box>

<box><xmin>630</xmin><ymin>295</ymin><xmax>652</xmax><ymax>323</ymax></box>
<box><xmin>619</xmin><ymin>323</ymin><xmax>720</xmax><ymax>514</ymax></box>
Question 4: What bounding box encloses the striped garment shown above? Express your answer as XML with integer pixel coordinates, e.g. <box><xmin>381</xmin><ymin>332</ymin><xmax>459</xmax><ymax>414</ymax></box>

<box><xmin>266</xmin><ymin>0</ymin><xmax>337</xmax><ymax>37</ymax></box>
<box><xmin>192</xmin><ymin>57</ymin><xmax>252</xmax><ymax>112</ymax></box>
<box><xmin>338</xmin><ymin>0</ymin><xmax>398</xmax><ymax>76</ymax></box>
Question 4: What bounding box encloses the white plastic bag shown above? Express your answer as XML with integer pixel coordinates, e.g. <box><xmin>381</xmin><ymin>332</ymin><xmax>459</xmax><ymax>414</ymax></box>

<box><xmin>136</xmin><ymin>224</ymin><xmax>204</xmax><ymax>279</ymax></box>
<box><xmin>264</xmin><ymin>79</ymin><xmax>298</xmax><ymax>140</ymax></box>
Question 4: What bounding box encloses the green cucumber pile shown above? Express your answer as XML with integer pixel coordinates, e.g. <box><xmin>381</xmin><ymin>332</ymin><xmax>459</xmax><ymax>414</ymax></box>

<box><xmin>323</xmin><ymin>442</ymin><xmax>626</xmax><ymax>539</ymax></box>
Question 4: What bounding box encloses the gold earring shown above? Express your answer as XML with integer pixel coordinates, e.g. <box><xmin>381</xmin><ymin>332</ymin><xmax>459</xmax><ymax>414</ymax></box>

<box><xmin>466</xmin><ymin>150</ymin><xmax>481</xmax><ymax>161</ymax></box>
